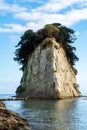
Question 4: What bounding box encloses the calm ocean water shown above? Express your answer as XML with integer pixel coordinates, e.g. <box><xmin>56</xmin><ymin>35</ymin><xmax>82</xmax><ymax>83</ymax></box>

<box><xmin>0</xmin><ymin>94</ymin><xmax>87</xmax><ymax>130</ymax></box>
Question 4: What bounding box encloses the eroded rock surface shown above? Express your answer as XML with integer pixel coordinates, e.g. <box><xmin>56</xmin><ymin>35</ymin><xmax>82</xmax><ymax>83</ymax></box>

<box><xmin>16</xmin><ymin>38</ymin><xmax>81</xmax><ymax>99</ymax></box>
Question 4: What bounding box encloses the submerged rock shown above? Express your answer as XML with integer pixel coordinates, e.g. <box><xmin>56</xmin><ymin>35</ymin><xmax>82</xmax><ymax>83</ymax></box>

<box><xmin>16</xmin><ymin>37</ymin><xmax>81</xmax><ymax>99</ymax></box>
<box><xmin>0</xmin><ymin>101</ymin><xmax>30</xmax><ymax>130</ymax></box>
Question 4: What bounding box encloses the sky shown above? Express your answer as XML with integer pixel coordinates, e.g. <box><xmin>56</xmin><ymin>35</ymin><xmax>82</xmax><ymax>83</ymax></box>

<box><xmin>0</xmin><ymin>0</ymin><xmax>87</xmax><ymax>95</ymax></box>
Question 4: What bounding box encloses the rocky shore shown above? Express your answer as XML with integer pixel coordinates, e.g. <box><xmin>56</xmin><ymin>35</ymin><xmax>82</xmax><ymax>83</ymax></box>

<box><xmin>0</xmin><ymin>101</ymin><xmax>30</xmax><ymax>130</ymax></box>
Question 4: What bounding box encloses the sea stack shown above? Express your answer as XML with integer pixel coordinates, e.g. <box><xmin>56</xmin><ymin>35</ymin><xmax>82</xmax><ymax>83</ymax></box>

<box><xmin>16</xmin><ymin>37</ymin><xmax>81</xmax><ymax>99</ymax></box>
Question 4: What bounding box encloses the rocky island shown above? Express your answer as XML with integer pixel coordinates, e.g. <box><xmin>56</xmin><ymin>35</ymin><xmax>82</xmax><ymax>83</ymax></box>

<box><xmin>15</xmin><ymin>23</ymin><xmax>81</xmax><ymax>99</ymax></box>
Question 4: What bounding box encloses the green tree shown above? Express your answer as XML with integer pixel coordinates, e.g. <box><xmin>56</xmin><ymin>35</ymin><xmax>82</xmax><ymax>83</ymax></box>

<box><xmin>14</xmin><ymin>30</ymin><xmax>37</xmax><ymax>70</ymax></box>
<box><xmin>44</xmin><ymin>24</ymin><xmax>60</xmax><ymax>37</ymax></box>
<box><xmin>14</xmin><ymin>23</ymin><xmax>79</xmax><ymax>71</ymax></box>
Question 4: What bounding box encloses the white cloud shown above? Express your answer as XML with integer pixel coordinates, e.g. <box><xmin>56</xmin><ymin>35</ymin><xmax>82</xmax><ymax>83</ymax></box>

<box><xmin>31</xmin><ymin>0</ymin><xmax>87</xmax><ymax>13</ymax></box>
<box><xmin>0</xmin><ymin>0</ymin><xmax>27</xmax><ymax>13</ymax></box>
<box><xmin>26</xmin><ymin>0</ymin><xmax>45</xmax><ymax>3</ymax></box>
<box><xmin>65</xmin><ymin>8</ymin><xmax>87</xmax><ymax>26</ymax></box>
<box><xmin>15</xmin><ymin>7</ymin><xmax>87</xmax><ymax>30</ymax></box>
<box><xmin>0</xmin><ymin>0</ymin><xmax>87</xmax><ymax>33</ymax></box>
<box><xmin>1</xmin><ymin>6</ymin><xmax>87</xmax><ymax>33</ymax></box>
<box><xmin>0</xmin><ymin>23</ymin><xmax>27</xmax><ymax>33</ymax></box>
<box><xmin>14</xmin><ymin>0</ymin><xmax>87</xmax><ymax>27</ymax></box>
<box><xmin>14</xmin><ymin>0</ymin><xmax>44</xmax><ymax>4</ymax></box>
<box><xmin>14</xmin><ymin>11</ymin><xmax>42</xmax><ymax>21</ymax></box>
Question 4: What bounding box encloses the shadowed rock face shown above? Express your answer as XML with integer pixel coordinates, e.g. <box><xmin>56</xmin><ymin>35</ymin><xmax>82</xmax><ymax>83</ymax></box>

<box><xmin>0</xmin><ymin>101</ymin><xmax>30</xmax><ymax>130</ymax></box>
<box><xmin>16</xmin><ymin>38</ymin><xmax>81</xmax><ymax>99</ymax></box>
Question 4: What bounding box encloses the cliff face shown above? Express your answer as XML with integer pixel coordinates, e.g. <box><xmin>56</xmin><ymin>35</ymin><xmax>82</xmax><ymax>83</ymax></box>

<box><xmin>16</xmin><ymin>38</ymin><xmax>81</xmax><ymax>99</ymax></box>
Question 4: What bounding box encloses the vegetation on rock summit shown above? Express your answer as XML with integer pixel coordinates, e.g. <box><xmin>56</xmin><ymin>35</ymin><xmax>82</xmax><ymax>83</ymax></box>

<box><xmin>14</xmin><ymin>23</ymin><xmax>79</xmax><ymax>72</ymax></box>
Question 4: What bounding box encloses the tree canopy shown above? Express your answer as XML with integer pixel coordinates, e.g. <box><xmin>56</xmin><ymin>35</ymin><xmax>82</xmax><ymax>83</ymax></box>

<box><xmin>14</xmin><ymin>23</ymin><xmax>79</xmax><ymax>71</ymax></box>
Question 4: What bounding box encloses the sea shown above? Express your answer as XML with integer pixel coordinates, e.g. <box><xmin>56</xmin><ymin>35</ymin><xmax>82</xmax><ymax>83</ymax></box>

<box><xmin>0</xmin><ymin>94</ymin><xmax>87</xmax><ymax>130</ymax></box>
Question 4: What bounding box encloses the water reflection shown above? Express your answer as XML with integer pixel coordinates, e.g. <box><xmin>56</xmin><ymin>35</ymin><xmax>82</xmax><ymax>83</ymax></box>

<box><xmin>21</xmin><ymin>99</ymin><xmax>78</xmax><ymax>130</ymax></box>
<box><xmin>4</xmin><ymin>98</ymin><xmax>87</xmax><ymax>130</ymax></box>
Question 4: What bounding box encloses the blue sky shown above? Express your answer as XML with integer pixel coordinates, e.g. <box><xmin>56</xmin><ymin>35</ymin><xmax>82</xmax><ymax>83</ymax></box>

<box><xmin>0</xmin><ymin>0</ymin><xmax>87</xmax><ymax>95</ymax></box>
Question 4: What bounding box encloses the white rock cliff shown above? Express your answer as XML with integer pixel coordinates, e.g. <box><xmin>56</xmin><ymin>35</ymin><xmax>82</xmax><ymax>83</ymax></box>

<box><xmin>16</xmin><ymin>38</ymin><xmax>81</xmax><ymax>99</ymax></box>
